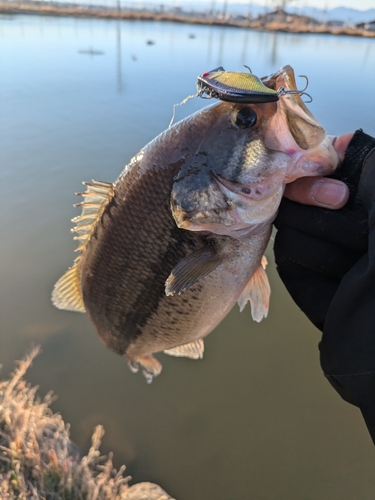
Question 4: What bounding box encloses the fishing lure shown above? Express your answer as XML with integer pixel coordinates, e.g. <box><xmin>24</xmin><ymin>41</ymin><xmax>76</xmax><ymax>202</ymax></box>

<box><xmin>169</xmin><ymin>65</ymin><xmax>311</xmax><ymax>129</ymax></box>
<box><xmin>196</xmin><ymin>66</ymin><xmax>311</xmax><ymax>103</ymax></box>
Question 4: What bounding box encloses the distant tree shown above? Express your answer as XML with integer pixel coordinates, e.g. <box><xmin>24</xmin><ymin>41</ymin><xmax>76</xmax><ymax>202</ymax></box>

<box><xmin>222</xmin><ymin>0</ymin><xmax>228</xmax><ymax>17</ymax></box>
<box><xmin>273</xmin><ymin>0</ymin><xmax>296</xmax><ymax>11</ymax></box>
<box><xmin>210</xmin><ymin>0</ymin><xmax>215</xmax><ymax>17</ymax></box>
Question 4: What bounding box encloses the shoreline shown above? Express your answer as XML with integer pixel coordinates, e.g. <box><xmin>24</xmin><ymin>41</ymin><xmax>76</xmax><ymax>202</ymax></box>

<box><xmin>1</xmin><ymin>3</ymin><xmax>375</xmax><ymax>39</ymax></box>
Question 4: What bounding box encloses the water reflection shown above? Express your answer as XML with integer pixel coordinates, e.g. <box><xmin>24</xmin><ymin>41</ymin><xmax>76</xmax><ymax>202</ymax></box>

<box><xmin>217</xmin><ymin>26</ymin><xmax>226</xmax><ymax>67</ymax></box>
<box><xmin>116</xmin><ymin>21</ymin><xmax>123</xmax><ymax>92</ymax></box>
<box><xmin>363</xmin><ymin>42</ymin><xmax>373</xmax><ymax>65</ymax></box>
<box><xmin>207</xmin><ymin>25</ymin><xmax>213</xmax><ymax>63</ymax></box>
<box><xmin>241</xmin><ymin>27</ymin><xmax>249</xmax><ymax>64</ymax></box>
<box><xmin>1</xmin><ymin>16</ymin><xmax>375</xmax><ymax>500</ymax></box>
<box><xmin>270</xmin><ymin>32</ymin><xmax>278</xmax><ymax>65</ymax></box>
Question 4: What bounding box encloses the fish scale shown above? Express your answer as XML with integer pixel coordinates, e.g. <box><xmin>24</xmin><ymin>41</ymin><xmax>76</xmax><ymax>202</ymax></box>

<box><xmin>80</xmin><ymin>160</ymin><xmax>202</xmax><ymax>355</ymax></box>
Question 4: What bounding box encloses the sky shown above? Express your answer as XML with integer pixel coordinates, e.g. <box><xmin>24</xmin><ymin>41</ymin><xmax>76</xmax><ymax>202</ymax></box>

<box><xmin>166</xmin><ymin>0</ymin><xmax>375</xmax><ymax>11</ymax></box>
<box><xmin>259</xmin><ymin>0</ymin><xmax>374</xmax><ymax>9</ymax></box>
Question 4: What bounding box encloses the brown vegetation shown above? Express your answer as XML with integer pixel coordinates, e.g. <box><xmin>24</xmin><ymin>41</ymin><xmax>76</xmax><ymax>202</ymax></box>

<box><xmin>0</xmin><ymin>347</ymin><xmax>173</xmax><ymax>500</ymax></box>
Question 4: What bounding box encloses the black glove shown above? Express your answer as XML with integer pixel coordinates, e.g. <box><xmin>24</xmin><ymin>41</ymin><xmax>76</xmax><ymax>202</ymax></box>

<box><xmin>273</xmin><ymin>130</ymin><xmax>375</xmax><ymax>443</ymax></box>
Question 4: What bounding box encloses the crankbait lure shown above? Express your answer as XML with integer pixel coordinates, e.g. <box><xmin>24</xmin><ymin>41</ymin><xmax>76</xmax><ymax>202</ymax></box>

<box><xmin>169</xmin><ymin>65</ymin><xmax>311</xmax><ymax>129</ymax></box>
<box><xmin>196</xmin><ymin>66</ymin><xmax>311</xmax><ymax>104</ymax></box>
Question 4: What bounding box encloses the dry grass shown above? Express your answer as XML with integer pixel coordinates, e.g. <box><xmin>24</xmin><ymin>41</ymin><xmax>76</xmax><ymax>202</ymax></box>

<box><xmin>0</xmin><ymin>347</ymin><xmax>173</xmax><ymax>500</ymax></box>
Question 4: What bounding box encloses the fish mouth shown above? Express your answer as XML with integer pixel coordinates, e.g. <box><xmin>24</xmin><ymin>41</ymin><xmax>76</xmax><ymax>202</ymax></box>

<box><xmin>211</xmin><ymin>170</ymin><xmax>282</xmax><ymax>202</ymax></box>
<box><xmin>172</xmin><ymin>206</ymin><xmax>217</xmax><ymax>230</ymax></box>
<box><xmin>211</xmin><ymin>171</ymin><xmax>262</xmax><ymax>200</ymax></box>
<box><xmin>260</xmin><ymin>66</ymin><xmax>339</xmax><ymax>178</ymax></box>
<box><xmin>262</xmin><ymin>65</ymin><xmax>326</xmax><ymax>151</ymax></box>
<box><xmin>284</xmin><ymin>135</ymin><xmax>339</xmax><ymax>182</ymax></box>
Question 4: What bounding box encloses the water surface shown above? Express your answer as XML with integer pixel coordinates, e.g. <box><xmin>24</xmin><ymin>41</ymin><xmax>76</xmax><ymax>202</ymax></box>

<box><xmin>1</xmin><ymin>16</ymin><xmax>375</xmax><ymax>499</ymax></box>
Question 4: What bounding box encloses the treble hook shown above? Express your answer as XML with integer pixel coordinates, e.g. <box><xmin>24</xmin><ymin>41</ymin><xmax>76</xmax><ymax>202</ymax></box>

<box><xmin>277</xmin><ymin>75</ymin><xmax>313</xmax><ymax>103</ymax></box>
<box><xmin>301</xmin><ymin>92</ymin><xmax>313</xmax><ymax>103</ymax></box>
<box><xmin>243</xmin><ymin>65</ymin><xmax>253</xmax><ymax>74</ymax></box>
<box><xmin>297</xmin><ymin>75</ymin><xmax>309</xmax><ymax>93</ymax></box>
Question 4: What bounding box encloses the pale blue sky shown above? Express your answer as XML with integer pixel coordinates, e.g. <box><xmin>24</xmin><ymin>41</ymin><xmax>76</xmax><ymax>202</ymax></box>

<box><xmin>173</xmin><ymin>0</ymin><xmax>375</xmax><ymax>10</ymax></box>
<box><xmin>275</xmin><ymin>0</ymin><xmax>373</xmax><ymax>9</ymax></box>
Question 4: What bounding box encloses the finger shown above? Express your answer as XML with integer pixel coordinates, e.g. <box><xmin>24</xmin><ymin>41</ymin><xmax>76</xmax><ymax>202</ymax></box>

<box><xmin>332</xmin><ymin>133</ymin><xmax>355</xmax><ymax>162</ymax></box>
<box><xmin>284</xmin><ymin>177</ymin><xmax>349</xmax><ymax>209</ymax></box>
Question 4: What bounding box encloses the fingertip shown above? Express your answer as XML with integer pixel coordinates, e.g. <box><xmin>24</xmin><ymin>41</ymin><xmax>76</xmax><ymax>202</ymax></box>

<box><xmin>284</xmin><ymin>177</ymin><xmax>349</xmax><ymax>209</ymax></box>
<box><xmin>333</xmin><ymin>133</ymin><xmax>355</xmax><ymax>162</ymax></box>
<box><xmin>310</xmin><ymin>179</ymin><xmax>349</xmax><ymax>209</ymax></box>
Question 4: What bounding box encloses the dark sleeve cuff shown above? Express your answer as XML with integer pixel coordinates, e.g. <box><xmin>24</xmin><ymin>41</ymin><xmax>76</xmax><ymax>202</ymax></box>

<box><xmin>331</xmin><ymin>130</ymin><xmax>375</xmax><ymax>209</ymax></box>
<box><xmin>359</xmin><ymin>148</ymin><xmax>375</xmax><ymax>227</ymax></box>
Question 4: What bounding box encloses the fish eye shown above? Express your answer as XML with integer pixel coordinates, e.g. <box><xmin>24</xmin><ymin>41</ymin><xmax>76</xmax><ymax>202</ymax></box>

<box><xmin>235</xmin><ymin>107</ymin><xmax>257</xmax><ymax>129</ymax></box>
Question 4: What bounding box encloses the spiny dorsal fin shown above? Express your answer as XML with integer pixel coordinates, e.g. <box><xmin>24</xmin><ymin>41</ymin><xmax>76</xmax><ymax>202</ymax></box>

<box><xmin>72</xmin><ymin>180</ymin><xmax>115</xmax><ymax>255</ymax></box>
<box><xmin>164</xmin><ymin>339</ymin><xmax>204</xmax><ymax>359</ymax></box>
<box><xmin>52</xmin><ymin>261</ymin><xmax>86</xmax><ymax>312</ymax></box>
<box><xmin>52</xmin><ymin>180</ymin><xmax>114</xmax><ymax>313</ymax></box>
<box><xmin>237</xmin><ymin>255</ymin><xmax>270</xmax><ymax>322</ymax></box>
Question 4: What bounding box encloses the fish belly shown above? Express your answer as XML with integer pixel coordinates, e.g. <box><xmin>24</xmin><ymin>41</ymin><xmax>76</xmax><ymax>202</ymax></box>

<box><xmin>125</xmin><ymin>230</ymin><xmax>270</xmax><ymax>360</ymax></box>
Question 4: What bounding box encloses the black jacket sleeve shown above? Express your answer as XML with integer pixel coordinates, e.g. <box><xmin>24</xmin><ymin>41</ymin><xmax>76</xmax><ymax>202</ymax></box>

<box><xmin>273</xmin><ymin>130</ymin><xmax>375</xmax><ymax>443</ymax></box>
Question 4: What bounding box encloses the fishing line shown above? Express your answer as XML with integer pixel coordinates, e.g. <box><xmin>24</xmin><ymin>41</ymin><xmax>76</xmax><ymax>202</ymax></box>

<box><xmin>169</xmin><ymin>94</ymin><xmax>197</xmax><ymax>128</ymax></box>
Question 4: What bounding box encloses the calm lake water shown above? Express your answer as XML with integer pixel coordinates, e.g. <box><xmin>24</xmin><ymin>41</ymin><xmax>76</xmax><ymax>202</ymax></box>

<box><xmin>1</xmin><ymin>15</ymin><xmax>375</xmax><ymax>499</ymax></box>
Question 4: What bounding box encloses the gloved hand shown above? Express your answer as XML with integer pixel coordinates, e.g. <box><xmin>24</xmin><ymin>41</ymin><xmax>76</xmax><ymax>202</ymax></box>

<box><xmin>273</xmin><ymin>129</ymin><xmax>375</xmax><ymax>443</ymax></box>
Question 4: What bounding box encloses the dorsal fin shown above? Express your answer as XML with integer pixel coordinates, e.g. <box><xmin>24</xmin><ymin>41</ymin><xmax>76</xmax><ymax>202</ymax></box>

<box><xmin>71</xmin><ymin>180</ymin><xmax>115</xmax><ymax>255</ymax></box>
<box><xmin>52</xmin><ymin>180</ymin><xmax>114</xmax><ymax>313</ymax></box>
<box><xmin>164</xmin><ymin>339</ymin><xmax>204</xmax><ymax>359</ymax></box>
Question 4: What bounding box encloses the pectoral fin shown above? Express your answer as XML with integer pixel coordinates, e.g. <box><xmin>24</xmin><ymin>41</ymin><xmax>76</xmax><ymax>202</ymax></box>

<box><xmin>165</xmin><ymin>242</ymin><xmax>223</xmax><ymax>296</ymax></box>
<box><xmin>164</xmin><ymin>339</ymin><xmax>204</xmax><ymax>359</ymax></box>
<box><xmin>238</xmin><ymin>256</ymin><xmax>270</xmax><ymax>322</ymax></box>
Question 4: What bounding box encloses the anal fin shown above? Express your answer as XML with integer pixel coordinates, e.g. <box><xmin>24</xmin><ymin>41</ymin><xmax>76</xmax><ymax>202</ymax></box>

<box><xmin>165</xmin><ymin>242</ymin><xmax>223</xmax><ymax>296</ymax></box>
<box><xmin>52</xmin><ymin>261</ymin><xmax>85</xmax><ymax>312</ymax></box>
<box><xmin>128</xmin><ymin>355</ymin><xmax>163</xmax><ymax>384</ymax></box>
<box><xmin>164</xmin><ymin>339</ymin><xmax>204</xmax><ymax>359</ymax></box>
<box><xmin>238</xmin><ymin>256</ymin><xmax>270</xmax><ymax>322</ymax></box>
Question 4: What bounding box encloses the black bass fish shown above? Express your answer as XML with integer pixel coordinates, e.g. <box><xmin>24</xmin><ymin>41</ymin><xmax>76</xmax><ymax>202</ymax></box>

<box><xmin>52</xmin><ymin>66</ymin><xmax>338</xmax><ymax>382</ymax></box>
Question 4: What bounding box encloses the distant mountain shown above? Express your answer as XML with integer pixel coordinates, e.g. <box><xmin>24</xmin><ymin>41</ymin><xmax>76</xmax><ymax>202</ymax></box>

<box><xmin>146</xmin><ymin>1</ymin><xmax>375</xmax><ymax>24</ymax></box>
<box><xmin>285</xmin><ymin>6</ymin><xmax>375</xmax><ymax>24</ymax></box>
<box><xmin>56</xmin><ymin>0</ymin><xmax>375</xmax><ymax>24</ymax></box>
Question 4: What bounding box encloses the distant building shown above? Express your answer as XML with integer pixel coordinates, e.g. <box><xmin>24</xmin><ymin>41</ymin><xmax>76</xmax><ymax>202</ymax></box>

<box><xmin>256</xmin><ymin>9</ymin><xmax>320</xmax><ymax>26</ymax></box>
<box><xmin>231</xmin><ymin>14</ymin><xmax>248</xmax><ymax>22</ymax></box>
<box><xmin>327</xmin><ymin>20</ymin><xmax>346</xmax><ymax>27</ymax></box>
<box><xmin>356</xmin><ymin>20</ymin><xmax>375</xmax><ymax>31</ymax></box>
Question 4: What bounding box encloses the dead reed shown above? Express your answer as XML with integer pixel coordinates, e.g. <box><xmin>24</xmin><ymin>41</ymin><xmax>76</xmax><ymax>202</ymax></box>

<box><xmin>0</xmin><ymin>347</ymin><xmax>173</xmax><ymax>500</ymax></box>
